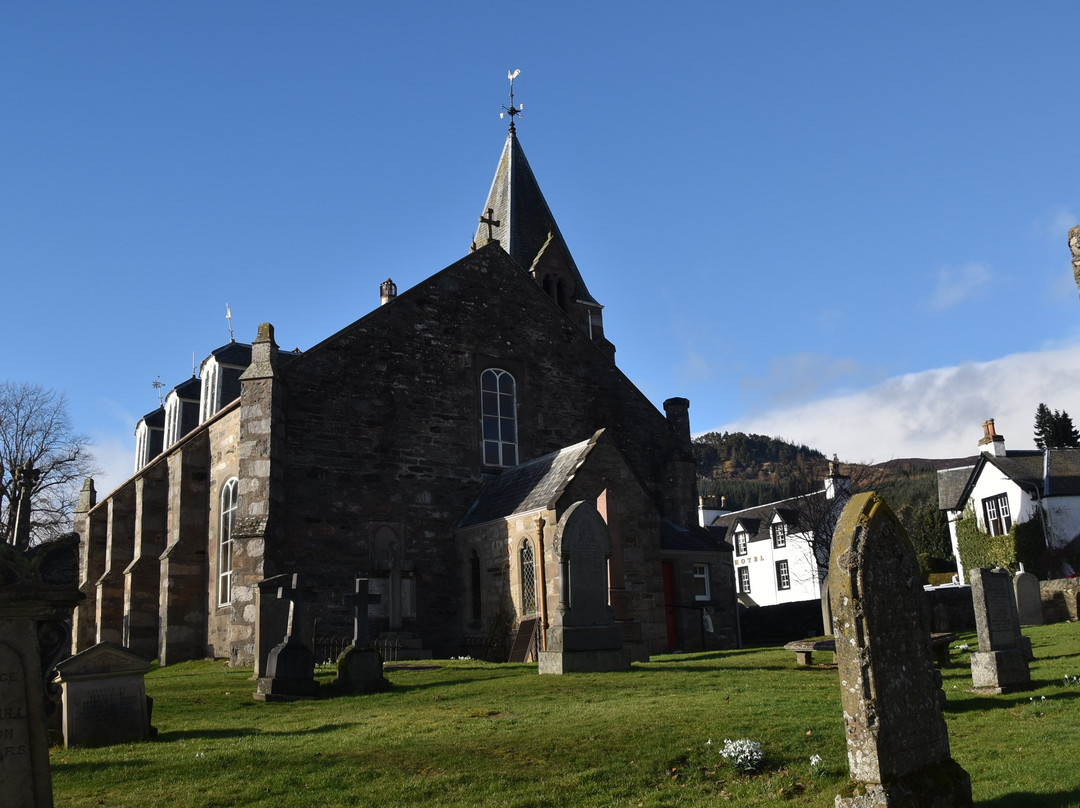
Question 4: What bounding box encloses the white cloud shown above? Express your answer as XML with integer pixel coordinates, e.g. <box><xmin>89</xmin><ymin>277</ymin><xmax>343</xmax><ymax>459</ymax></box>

<box><xmin>926</xmin><ymin>262</ymin><xmax>993</xmax><ymax>312</ymax></box>
<box><xmin>712</xmin><ymin>344</ymin><xmax>1080</xmax><ymax>462</ymax></box>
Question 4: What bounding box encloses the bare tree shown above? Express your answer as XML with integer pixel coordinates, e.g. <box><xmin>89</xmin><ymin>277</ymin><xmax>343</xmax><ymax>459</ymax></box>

<box><xmin>0</xmin><ymin>381</ymin><xmax>97</xmax><ymax>549</ymax></box>
<box><xmin>780</xmin><ymin>455</ymin><xmax>889</xmax><ymax>583</ymax></box>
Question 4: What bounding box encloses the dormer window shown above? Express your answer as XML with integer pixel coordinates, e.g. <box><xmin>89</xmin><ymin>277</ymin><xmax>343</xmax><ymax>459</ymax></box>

<box><xmin>770</xmin><ymin>521</ymin><xmax>787</xmax><ymax>548</ymax></box>
<box><xmin>480</xmin><ymin>368</ymin><xmax>517</xmax><ymax>467</ymax></box>
<box><xmin>164</xmin><ymin>392</ymin><xmax>182</xmax><ymax>447</ymax></box>
<box><xmin>200</xmin><ymin>358</ymin><xmax>220</xmax><ymax>422</ymax></box>
<box><xmin>734</xmin><ymin>530</ymin><xmax>748</xmax><ymax>556</ymax></box>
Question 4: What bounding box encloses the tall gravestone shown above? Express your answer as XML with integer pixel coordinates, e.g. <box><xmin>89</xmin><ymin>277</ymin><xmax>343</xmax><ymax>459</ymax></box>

<box><xmin>1013</xmin><ymin>568</ymin><xmax>1043</xmax><ymax>627</ymax></box>
<box><xmin>830</xmin><ymin>493</ymin><xmax>972</xmax><ymax>808</ymax></box>
<box><xmin>334</xmin><ymin>576</ymin><xmax>389</xmax><ymax>694</ymax></box>
<box><xmin>0</xmin><ymin>534</ymin><xmax>82</xmax><ymax>808</ymax></box>
<box><xmin>539</xmin><ymin>501</ymin><xmax>629</xmax><ymax>674</ymax></box>
<box><xmin>969</xmin><ymin>567</ymin><xmax>1031</xmax><ymax>692</ymax></box>
<box><xmin>254</xmin><ymin>574</ymin><xmax>319</xmax><ymax>701</ymax></box>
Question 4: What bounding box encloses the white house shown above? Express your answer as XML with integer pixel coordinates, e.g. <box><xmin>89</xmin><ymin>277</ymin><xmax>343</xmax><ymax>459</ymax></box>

<box><xmin>938</xmin><ymin>419</ymin><xmax>1080</xmax><ymax>583</ymax></box>
<box><xmin>707</xmin><ymin>463</ymin><xmax>851</xmax><ymax>607</ymax></box>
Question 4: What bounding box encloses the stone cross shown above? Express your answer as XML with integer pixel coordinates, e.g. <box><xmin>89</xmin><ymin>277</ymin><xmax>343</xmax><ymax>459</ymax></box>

<box><xmin>276</xmin><ymin>573</ymin><xmax>309</xmax><ymax>642</ymax></box>
<box><xmin>343</xmin><ymin>575</ymin><xmax>376</xmax><ymax>647</ymax></box>
<box><xmin>830</xmin><ymin>493</ymin><xmax>972</xmax><ymax>807</ymax></box>
<box><xmin>479</xmin><ymin>208</ymin><xmax>500</xmax><ymax>244</ymax></box>
<box><xmin>13</xmin><ymin>461</ymin><xmax>41</xmax><ymax>552</ymax></box>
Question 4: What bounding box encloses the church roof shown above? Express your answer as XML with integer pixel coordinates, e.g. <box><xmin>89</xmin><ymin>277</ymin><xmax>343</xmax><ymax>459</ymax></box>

<box><xmin>472</xmin><ymin>126</ymin><xmax>600</xmax><ymax>308</ymax></box>
<box><xmin>456</xmin><ymin>431</ymin><xmax>601</xmax><ymax>529</ymax></box>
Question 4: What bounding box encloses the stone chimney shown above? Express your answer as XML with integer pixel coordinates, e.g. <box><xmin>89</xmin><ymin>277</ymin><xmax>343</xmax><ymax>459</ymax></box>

<box><xmin>979</xmin><ymin>419</ymin><xmax>1006</xmax><ymax>457</ymax></box>
<box><xmin>825</xmin><ymin>454</ymin><xmax>852</xmax><ymax>500</ymax></box>
<box><xmin>380</xmin><ymin>278</ymin><xmax>398</xmax><ymax>306</ymax></box>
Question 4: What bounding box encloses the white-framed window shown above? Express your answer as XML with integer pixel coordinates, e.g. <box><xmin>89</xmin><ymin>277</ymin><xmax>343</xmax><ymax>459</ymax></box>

<box><xmin>218</xmin><ymin>478</ymin><xmax>239</xmax><ymax>606</ymax></box>
<box><xmin>776</xmin><ymin>560</ymin><xmax>791</xmax><ymax>590</ymax></box>
<box><xmin>164</xmin><ymin>392</ymin><xmax>182</xmax><ymax>447</ymax></box>
<box><xmin>519</xmin><ymin>538</ymin><xmax>537</xmax><ymax>615</ymax></box>
<box><xmin>770</xmin><ymin>522</ymin><xmax>787</xmax><ymax>548</ymax></box>
<box><xmin>200</xmin><ymin>359</ymin><xmax>220</xmax><ymax>422</ymax></box>
<box><xmin>692</xmin><ymin>563</ymin><xmax>711</xmax><ymax>601</ymax></box>
<box><xmin>480</xmin><ymin>368</ymin><xmax>517</xmax><ymax>467</ymax></box>
<box><xmin>982</xmin><ymin>493</ymin><xmax>1012</xmax><ymax>537</ymax></box>
<box><xmin>738</xmin><ymin>566</ymin><xmax>751</xmax><ymax>594</ymax></box>
<box><xmin>734</xmin><ymin>531</ymin><xmax>748</xmax><ymax>556</ymax></box>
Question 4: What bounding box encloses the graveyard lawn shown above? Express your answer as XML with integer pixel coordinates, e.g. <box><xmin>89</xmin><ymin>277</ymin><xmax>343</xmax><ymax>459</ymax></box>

<box><xmin>52</xmin><ymin>623</ymin><xmax>1080</xmax><ymax>808</ymax></box>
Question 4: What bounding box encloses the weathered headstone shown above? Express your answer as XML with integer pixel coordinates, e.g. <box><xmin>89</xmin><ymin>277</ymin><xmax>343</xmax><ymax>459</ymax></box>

<box><xmin>334</xmin><ymin>576</ymin><xmax>389</xmax><ymax>694</ymax></box>
<box><xmin>969</xmin><ymin>567</ymin><xmax>1031</xmax><ymax>692</ymax></box>
<box><xmin>539</xmin><ymin>501</ymin><xmax>629</xmax><ymax>674</ymax></box>
<box><xmin>1013</xmin><ymin>568</ymin><xmax>1043</xmax><ymax>627</ymax></box>
<box><xmin>0</xmin><ymin>534</ymin><xmax>82</xmax><ymax>808</ymax></box>
<box><xmin>820</xmin><ymin>570</ymin><xmax>833</xmax><ymax>635</ymax></box>
<box><xmin>53</xmin><ymin>642</ymin><xmax>155</xmax><ymax>747</ymax></box>
<box><xmin>830</xmin><ymin>493</ymin><xmax>972</xmax><ymax>807</ymax></box>
<box><xmin>254</xmin><ymin>573</ymin><xmax>319</xmax><ymax>701</ymax></box>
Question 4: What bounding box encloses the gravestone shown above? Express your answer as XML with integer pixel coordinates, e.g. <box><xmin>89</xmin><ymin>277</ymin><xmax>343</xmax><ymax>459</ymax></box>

<box><xmin>53</xmin><ymin>642</ymin><xmax>155</xmax><ymax>747</ymax></box>
<box><xmin>0</xmin><ymin>534</ymin><xmax>82</xmax><ymax>808</ymax></box>
<box><xmin>334</xmin><ymin>576</ymin><xmax>389</xmax><ymax>694</ymax></box>
<box><xmin>1013</xmin><ymin>568</ymin><xmax>1043</xmax><ymax>627</ymax></box>
<box><xmin>820</xmin><ymin>570</ymin><xmax>833</xmax><ymax>635</ymax></box>
<box><xmin>254</xmin><ymin>573</ymin><xmax>319</xmax><ymax>701</ymax></box>
<box><xmin>830</xmin><ymin>493</ymin><xmax>972</xmax><ymax>807</ymax></box>
<box><xmin>539</xmin><ymin>501</ymin><xmax>630</xmax><ymax>674</ymax></box>
<box><xmin>969</xmin><ymin>567</ymin><xmax>1031</xmax><ymax>692</ymax></box>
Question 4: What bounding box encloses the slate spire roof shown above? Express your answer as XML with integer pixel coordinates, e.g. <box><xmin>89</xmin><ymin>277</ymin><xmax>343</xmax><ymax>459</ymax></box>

<box><xmin>472</xmin><ymin>124</ymin><xmax>601</xmax><ymax>308</ymax></box>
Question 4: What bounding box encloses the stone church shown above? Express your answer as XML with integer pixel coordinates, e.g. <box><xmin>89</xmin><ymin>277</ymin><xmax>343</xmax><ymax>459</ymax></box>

<box><xmin>73</xmin><ymin>117</ymin><xmax>737</xmax><ymax>666</ymax></box>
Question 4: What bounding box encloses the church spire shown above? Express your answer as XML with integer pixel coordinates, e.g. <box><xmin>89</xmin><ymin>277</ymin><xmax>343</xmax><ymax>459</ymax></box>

<box><xmin>474</xmin><ymin>71</ymin><xmax>611</xmax><ymax>355</ymax></box>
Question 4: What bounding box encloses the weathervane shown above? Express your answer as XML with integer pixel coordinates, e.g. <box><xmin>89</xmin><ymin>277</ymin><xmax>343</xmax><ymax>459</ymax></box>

<box><xmin>226</xmin><ymin>303</ymin><xmax>234</xmax><ymax>343</ymax></box>
<box><xmin>500</xmin><ymin>69</ymin><xmax>523</xmax><ymax>128</ymax></box>
<box><xmin>152</xmin><ymin>375</ymin><xmax>165</xmax><ymax>407</ymax></box>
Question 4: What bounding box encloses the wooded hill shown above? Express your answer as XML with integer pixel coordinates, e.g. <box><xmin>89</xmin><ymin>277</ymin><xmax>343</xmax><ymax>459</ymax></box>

<box><xmin>692</xmin><ymin>431</ymin><xmax>964</xmax><ymax>563</ymax></box>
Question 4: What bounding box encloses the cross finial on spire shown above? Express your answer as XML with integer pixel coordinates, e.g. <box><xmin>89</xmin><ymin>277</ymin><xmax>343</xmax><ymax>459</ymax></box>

<box><xmin>479</xmin><ymin>208</ymin><xmax>501</xmax><ymax>244</ymax></box>
<box><xmin>152</xmin><ymin>375</ymin><xmax>165</xmax><ymax>406</ymax></box>
<box><xmin>500</xmin><ymin>68</ymin><xmax>523</xmax><ymax>132</ymax></box>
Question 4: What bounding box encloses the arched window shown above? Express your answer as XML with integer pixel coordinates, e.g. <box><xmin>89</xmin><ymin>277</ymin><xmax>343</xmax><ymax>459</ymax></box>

<box><xmin>480</xmin><ymin>368</ymin><xmax>517</xmax><ymax>466</ymax></box>
<box><xmin>519</xmin><ymin>538</ymin><xmax>537</xmax><ymax>615</ymax></box>
<box><xmin>218</xmin><ymin>478</ymin><xmax>239</xmax><ymax>606</ymax></box>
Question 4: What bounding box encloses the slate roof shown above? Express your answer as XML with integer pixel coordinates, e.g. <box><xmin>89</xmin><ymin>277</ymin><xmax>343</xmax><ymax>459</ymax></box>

<box><xmin>1046</xmin><ymin>449</ymin><xmax>1080</xmax><ymax>496</ymax></box>
<box><xmin>472</xmin><ymin>126</ymin><xmax>600</xmax><ymax>307</ymax></box>
<box><xmin>942</xmin><ymin>448</ymin><xmax>1080</xmax><ymax>510</ymax></box>
<box><xmin>937</xmin><ymin>465</ymin><xmax>975</xmax><ymax>511</ymax></box>
<box><xmin>139</xmin><ymin>407</ymin><xmax>165</xmax><ymax>428</ymax></box>
<box><xmin>456</xmin><ymin>432</ymin><xmax>599</xmax><ymax>528</ymax></box>
<box><xmin>661</xmin><ymin>520</ymin><xmax>730</xmax><ymax>553</ymax></box>
<box><xmin>207</xmin><ymin>341</ymin><xmax>253</xmax><ymax>366</ymax></box>
<box><xmin>171</xmin><ymin>376</ymin><xmax>201</xmax><ymax>400</ymax></box>
<box><xmin>712</xmin><ymin>491</ymin><xmax>829</xmax><ymax>540</ymax></box>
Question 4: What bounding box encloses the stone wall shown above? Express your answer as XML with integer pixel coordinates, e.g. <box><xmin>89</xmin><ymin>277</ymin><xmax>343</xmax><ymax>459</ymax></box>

<box><xmin>1040</xmin><ymin>577</ymin><xmax>1080</xmax><ymax>622</ymax></box>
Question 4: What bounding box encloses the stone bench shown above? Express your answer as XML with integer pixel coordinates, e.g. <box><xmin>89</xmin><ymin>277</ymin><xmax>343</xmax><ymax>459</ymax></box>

<box><xmin>784</xmin><ymin>632</ymin><xmax>957</xmax><ymax>667</ymax></box>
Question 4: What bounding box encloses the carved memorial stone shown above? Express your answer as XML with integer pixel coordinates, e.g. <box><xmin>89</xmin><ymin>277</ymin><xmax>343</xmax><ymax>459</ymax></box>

<box><xmin>254</xmin><ymin>573</ymin><xmax>319</xmax><ymax>701</ymax></box>
<box><xmin>969</xmin><ymin>567</ymin><xmax>1031</xmax><ymax>692</ymax></box>
<box><xmin>53</xmin><ymin>642</ymin><xmax>155</xmax><ymax>747</ymax></box>
<box><xmin>334</xmin><ymin>576</ymin><xmax>389</xmax><ymax>694</ymax></box>
<box><xmin>830</xmin><ymin>493</ymin><xmax>972</xmax><ymax>807</ymax></box>
<box><xmin>539</xmin><ymin>501</ymin><xmax>629</xmax><ymax>674</ymax></box>
<box><xmin>1013</xmin><ymin>568</ymin><xmax>1043</xmax><ymax>627</ymax></box>
<box><xmin>0</xmin><ymin>534</ymin><xmax>82</xmax><ymax>808</ymax></box>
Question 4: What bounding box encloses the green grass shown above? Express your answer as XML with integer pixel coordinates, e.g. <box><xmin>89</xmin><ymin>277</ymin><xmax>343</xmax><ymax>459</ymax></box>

<box><xmin>51</xmin><ymin>623</ymin><xmax>1080</xmax><ymax>807</ymax></box>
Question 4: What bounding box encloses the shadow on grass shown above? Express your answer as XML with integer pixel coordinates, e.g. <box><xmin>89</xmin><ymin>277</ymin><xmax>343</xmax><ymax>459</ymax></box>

<box><xmin>978</xmin><ymin>788</ymin><xmax>1080</xmax><ymax>807</ymax></box>
<box><xmin>156</xmin><ymin>723</ymin><xmax>361</xmax><ymax>742</ymax></box>
<box><xmin>944</xmin><ymin>685</ymin><xmax>1080</xmax><ymax>713</ymax></box>
<box><xmin>53</xmin><ymin>759</ymin><xmax>148</xmax><ymax>773</ymax></box>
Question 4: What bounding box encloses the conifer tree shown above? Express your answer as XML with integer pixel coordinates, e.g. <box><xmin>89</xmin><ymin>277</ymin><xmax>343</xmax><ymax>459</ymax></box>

<box><xmin>1034</xmin><ymin>403</ymin><xmax>1080</xmax><ymax>449</ymax></box>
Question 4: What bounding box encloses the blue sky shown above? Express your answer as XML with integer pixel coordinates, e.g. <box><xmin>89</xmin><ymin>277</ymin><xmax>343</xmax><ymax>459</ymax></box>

<box><xmin>5</xmin><ymin>3</ymin><xmax>1080</xmax><ymax>495</ymax></box>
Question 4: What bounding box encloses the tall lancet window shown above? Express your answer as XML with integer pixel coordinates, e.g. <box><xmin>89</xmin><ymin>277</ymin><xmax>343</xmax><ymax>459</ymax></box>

<box><xmin>480</xmin><ymin>368</ymin><xmax>517</xmax><ymax>466</ymax></box>
<box><xmin>218</xmin><ymin>478</ymin><xmax>239</xmax><ymax>606</ymax></box>
<box><xmin>519</xmin><ymin>538</ymin><xmax>537</xmax><ymax>615</ymax></box>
